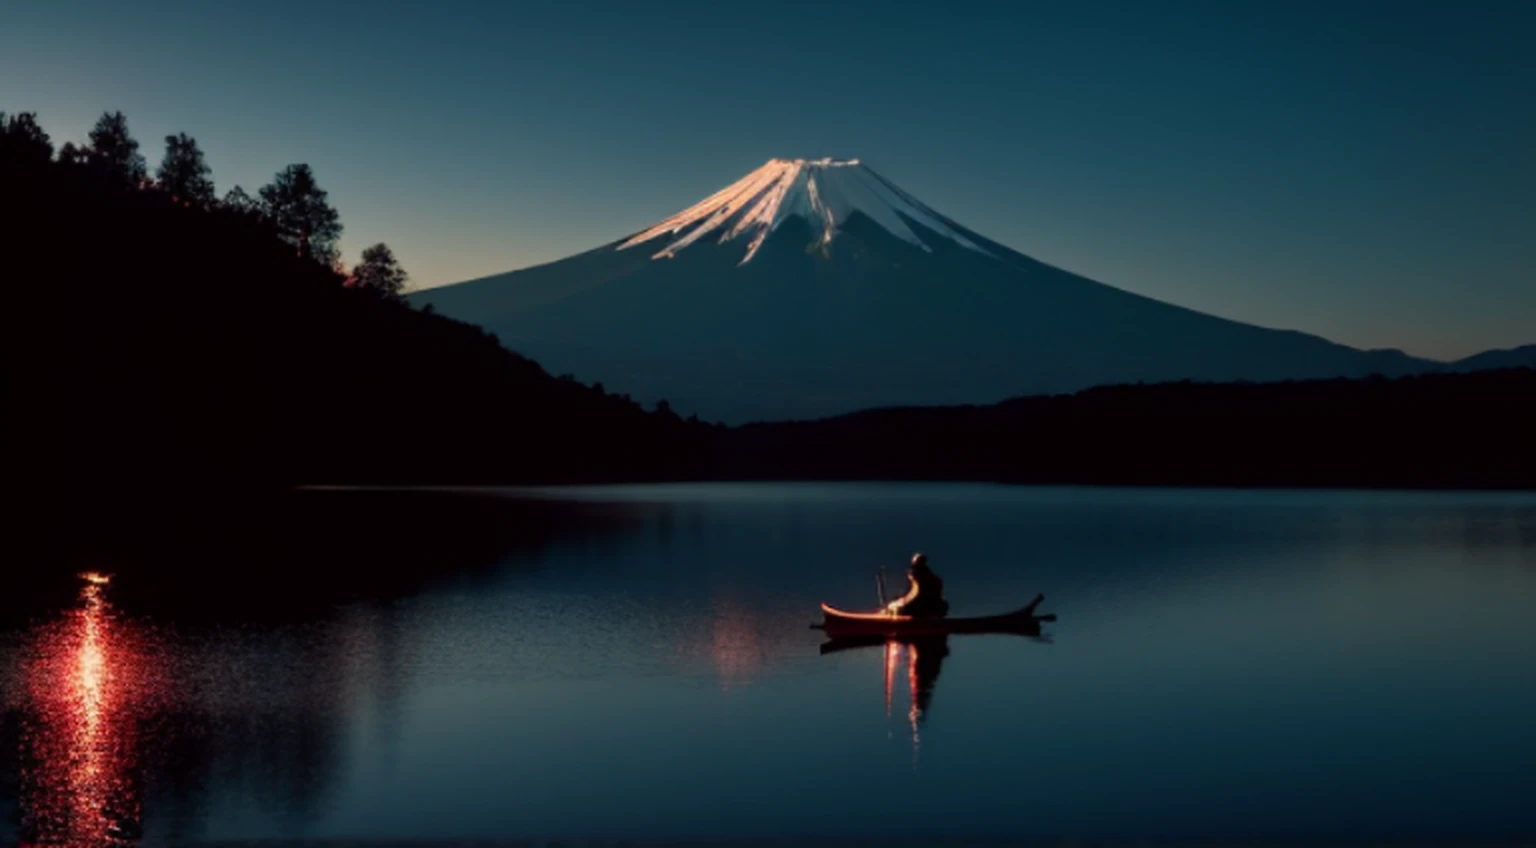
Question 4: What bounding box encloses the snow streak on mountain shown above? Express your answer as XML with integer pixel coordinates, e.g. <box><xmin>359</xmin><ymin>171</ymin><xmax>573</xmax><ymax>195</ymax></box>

<box><xmin>618</xmin><ymin>158</ymin><xmax>993</xmax><ymax>264</ymax></box>
<box><xmin>412</xmin><ymin>157</ymin><xmax>1441</xmax><ymax>423</ymax></box>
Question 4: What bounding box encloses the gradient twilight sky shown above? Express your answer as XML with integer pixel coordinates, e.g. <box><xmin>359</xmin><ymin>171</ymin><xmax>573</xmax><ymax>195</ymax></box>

<box><xmin>3</xmin><ymin>0</ymin><xmax>1533</xmax><ymax>359</ymax></box>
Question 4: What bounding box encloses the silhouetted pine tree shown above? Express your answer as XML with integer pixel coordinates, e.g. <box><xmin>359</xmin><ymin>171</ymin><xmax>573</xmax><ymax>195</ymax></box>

<box><xmin>56</xmin><ymin>141</ymin><xmax>88</xmax><ymax>166</ymax></box>
<box><xmin>86</xmin><ymin>111</ymin><xmax>147</xmax><ymax>186</ymax></box>
<box><xmin>259</xmin><ymin>163</ymin><xmax>342</xmax><ymax>266</ymax></box>
<box><xmin>0</xmin><ymin>111</ymin><xmax>53</xmax><ymax>163</ymax></box>
<box><xmin>156</xmin><ymin>132</ymin><xmax>215</xmax><ymax>206</ymax></box>
<box><xmin>350</xmin><ymin>243</ymin><xmax>408</xmax><ymax>300</ymax></box>
<box><xmin>221</xmin><ymin>185</ymin><xmax>264</xmax><ymax>217</ymax></box>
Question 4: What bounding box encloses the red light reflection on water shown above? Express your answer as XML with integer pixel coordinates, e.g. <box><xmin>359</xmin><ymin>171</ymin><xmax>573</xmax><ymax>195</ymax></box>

<box><xmin>17</xmin><ymin>572</ymin><xmax>146</xmax><ymax>846</ymax></box>
<box><xmin>678</xmin><ymin>599</ymin><xmax>804</xmax><ymax>690</ymax></box>
<box><xmin>905</xmin><ymin>642</ymin><xmax>922</xmax><ymax>757</ymax></box>
<box><xmin>875</xmin><ymin>640</ymin><xmax>927</xmax><ymax>761</ymax></box>
<box><xmin>706</xmin><ymin>609</ymin><xmax>766</xmax><ymax>688</ymax></box>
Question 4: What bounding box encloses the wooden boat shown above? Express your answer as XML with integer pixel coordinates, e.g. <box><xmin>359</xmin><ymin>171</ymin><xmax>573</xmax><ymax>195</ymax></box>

<box><xmin>815</xmin><ymin>593</ymin><xmax>1054</xmax><ymax>636</ymax></box>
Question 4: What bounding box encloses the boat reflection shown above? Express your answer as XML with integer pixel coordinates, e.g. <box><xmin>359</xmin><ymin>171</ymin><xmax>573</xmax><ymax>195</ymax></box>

<box><xmin>821</xmin><ymin>618</ymin><xmax>1052</xmax><ymax>754</ymax></box>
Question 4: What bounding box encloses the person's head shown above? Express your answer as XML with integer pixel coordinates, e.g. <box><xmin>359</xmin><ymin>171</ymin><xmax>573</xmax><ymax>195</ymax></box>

<box><xmin>910</xmin><ymin>552</ymin><xmax>929</xmax><ymax>572</ymax></box>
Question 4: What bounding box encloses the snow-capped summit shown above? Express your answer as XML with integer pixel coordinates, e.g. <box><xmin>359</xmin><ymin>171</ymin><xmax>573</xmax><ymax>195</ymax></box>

<box><xmin>619</xmin><ymin>158</ymin><xmax>993</xmax><ymax>264</ymax></box>
<box><xmin>412</xmin><ymin>158</ymin><xmax>1437</xmax><ymax>423</ymax></box>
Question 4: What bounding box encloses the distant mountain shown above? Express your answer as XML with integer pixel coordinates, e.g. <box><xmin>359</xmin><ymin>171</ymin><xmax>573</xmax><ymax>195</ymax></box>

<box><xmin>1451</xmin><ymin>344</ymin><xmax>1536</xmax><ymax>372</ymax></box>
<box><xmin>709</xmin><ymin>369</ymin><xmax>1536</xmax><ymax>489</ymax></box>
<box><xmin>414</xmin><ymin>157</ymin><xmax>1446</xmax><ymax>423</ymax></box>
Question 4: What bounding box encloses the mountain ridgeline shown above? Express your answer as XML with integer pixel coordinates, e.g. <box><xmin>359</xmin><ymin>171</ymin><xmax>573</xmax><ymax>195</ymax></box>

<box><xmin>413</xmin><ymin>157</ymin><xmax>1457</xmax><ymax>424</ymax></box>
<box><xmin>711</xmin><ymin>369</ymin><xmax>1536</xmax><ymax>489</ymax></box>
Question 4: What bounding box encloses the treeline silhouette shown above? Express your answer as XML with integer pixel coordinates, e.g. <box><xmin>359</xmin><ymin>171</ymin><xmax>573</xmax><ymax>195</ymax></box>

<box><xmin>5</xmin><ymin>109</ymin><xmax>1532</xmax><ymax>567</ymax></box>
<box><xmin>3</xmin><ymin>111</ymin><xmax>710</xmax><ymax>559</ymax></box>
<box><xmin>713</xmin><ymin>369</ymin><xmax>1536</xmax><ymax>489</ymax></box>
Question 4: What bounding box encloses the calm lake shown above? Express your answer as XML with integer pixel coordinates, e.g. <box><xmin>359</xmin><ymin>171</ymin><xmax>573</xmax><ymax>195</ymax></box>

<box><xmin>4</xmin><ymin>484</ymin><xmax>1536</xmax><ymax>843</ymax></box>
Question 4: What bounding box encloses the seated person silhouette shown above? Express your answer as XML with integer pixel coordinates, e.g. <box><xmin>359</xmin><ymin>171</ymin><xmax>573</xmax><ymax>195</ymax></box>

<box><xmin>886</xmin><ymin>552</ymin><xmax>949</xmax><ymax>618</ymax></box>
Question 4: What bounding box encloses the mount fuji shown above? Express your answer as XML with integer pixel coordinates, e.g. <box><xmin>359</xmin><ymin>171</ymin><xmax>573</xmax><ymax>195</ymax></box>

<box><xmin>412</xmin><ymin>158</ymin><xmax>1436</xmax><ymax>423</ymax></box>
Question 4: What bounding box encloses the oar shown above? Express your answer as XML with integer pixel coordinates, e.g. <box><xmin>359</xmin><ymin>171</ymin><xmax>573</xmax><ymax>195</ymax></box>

<box><xmin>1022</xmin><ymin>594</ymin><xmax>1055</xmax><ymax>622</ymax></box>
<box><xmin>876</xmin><ymin>566</ymin><xmax>888</xmax><ymax>607</ymax></box>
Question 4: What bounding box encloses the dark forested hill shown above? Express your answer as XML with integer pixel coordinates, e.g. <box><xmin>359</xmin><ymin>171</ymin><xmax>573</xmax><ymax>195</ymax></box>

<box><xmin>711</xmin><ymin>369</ymin><xmax>1536</xmax><ymax>489</ymax></box>
<box><xmin>2</xmin><ymin>154</ymin><xmax>709</xmax><ymax>556</ymax></box>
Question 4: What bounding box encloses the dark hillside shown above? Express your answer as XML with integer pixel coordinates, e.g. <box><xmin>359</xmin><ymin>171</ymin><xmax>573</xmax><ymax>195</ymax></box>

<box><xmin>2</xmin><ymin>155</ymin><xmax>708</xmax><ymax>558</ymax></box>
<box><xmin>713</xmin><ymin>369</ymin><xmax>1536</xmax><ymax>489</ymax></box>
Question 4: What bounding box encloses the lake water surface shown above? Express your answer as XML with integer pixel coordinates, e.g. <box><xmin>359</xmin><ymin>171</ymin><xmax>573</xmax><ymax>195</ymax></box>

<box><xmin>4</xmin><ymin>484</ymin><xmax>1536</xmax><ymax>843</ymax></box>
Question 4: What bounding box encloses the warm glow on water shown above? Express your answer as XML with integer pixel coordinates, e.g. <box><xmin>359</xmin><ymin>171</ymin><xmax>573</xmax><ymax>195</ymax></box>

<box><xmin>906</xmin><ymin>642</ymin><xmax>929</xmax><ymax>764</ymax></box>
<box><xmin>18</xmin><ymin>575</ymin><xmax>146</xmax><ymax>846</ymax></box>
<box><xmin>884</xmin><ymin>639</ymin><xmax>899</xmax><ymax>718</ymax></box>
<box><xmin>706</xmin><ymin>604</ymin><xmax>766</xmax><ymax>689</ymax></box>
<box><xmin>674</xmin><ymin>598</ymin><xmax>807</xmax><ymax>690</ymax></box>
<box><xmin>870</xmin><ymin>639</ymin><xmax>932</xmax><ymax>758</ymax></box>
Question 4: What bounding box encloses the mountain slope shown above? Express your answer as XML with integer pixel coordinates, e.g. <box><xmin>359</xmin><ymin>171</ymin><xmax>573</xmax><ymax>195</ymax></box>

<box><xmin>413</xmin><ymin>158</ymin><xmax>1439</xmax><ymax>422</ymax></box>
<box><xmin>1451</xmin><ymin>344</ymin><xmax>1536</xmax><ymax>372</ymax></box>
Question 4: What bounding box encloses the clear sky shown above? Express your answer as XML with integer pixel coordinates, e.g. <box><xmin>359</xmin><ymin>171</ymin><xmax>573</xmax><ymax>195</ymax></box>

<box><xmin>4</xmin><ymin>0</ymin><xmax>1533</xmax><ymax>360</ymax></box>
